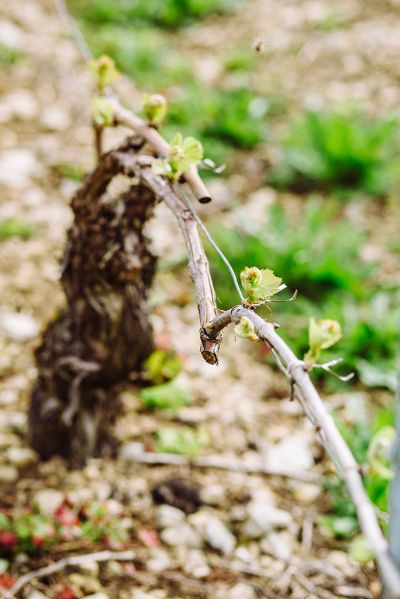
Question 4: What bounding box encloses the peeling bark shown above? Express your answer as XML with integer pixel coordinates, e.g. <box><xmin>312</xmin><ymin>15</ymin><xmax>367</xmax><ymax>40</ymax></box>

<box><xmin>29</xmin><ymin>141</ymin><xmax>157</xmax><ymax>466</ymax></box>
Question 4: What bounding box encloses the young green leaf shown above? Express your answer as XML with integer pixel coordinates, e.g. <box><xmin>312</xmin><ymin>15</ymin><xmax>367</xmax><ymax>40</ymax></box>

<box><xmin>142</xmin><ymin>93</ymin><xmax>167</xmax><ymax>125</ymax></box>
<box><xmin>152</xmin><ymin>133</ymin><xmax>203</xmax><ymax>181</ymax></box>
<box><xmin>139</xmin><ymin>381</ymin><xmax>190</xmax><ymax>410</ymax></box>
<box><xmin>240</xmin><ymin>266</ymin><xmax>286</xmax><ymax>303</ymax></box>
<box><xmin>88</xmin><ymin>55</ymin><xmax>119</xmax><ymax>92</ymax></box>
<box><xmin>234</xmin><ymin>316</ymin><xmax>259</xmax><ymax>342</ymax></box>
<box><xmin>367</xmin><ymin>426</ymin><xmax>395</xmax><ymax>479</ymax></box>
<box><xmin>305</xmin><ymin>318</ymin><xmax>342</xmax><ymax>364</ymax></box>
<box><xmin>91</xmin><ymin>97</ymin><xmax>114</xmax><ymax>126</ymax></box>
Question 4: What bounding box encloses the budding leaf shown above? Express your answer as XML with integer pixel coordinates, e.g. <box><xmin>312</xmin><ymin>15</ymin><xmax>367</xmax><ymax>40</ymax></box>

<box><xmin>234</xmin><ymin>317</ymin><xmax>259</xmax><ymax>342</ymax></box>
<box><xmin>367</xmin><ymin>426</ymin><xmax>394</xmax><ymax>479</ymax></box>
<box><xmin>152</xmin><ymin>133</ymin><xmax>203</xmax><ymax>181</ymax></box>
<box><xmin>91</xmin><ymin>97</ymin><xmax>114</xmax><ymax>126</ymax></box>
<box><xmin>142</xmin><ymin>93</ymin><xmax>167</xmax><ymax>125</ymax></box>
<box><xmin>240</xmin><ymin>266</ymin><xmax>286</xmax><ymax>303</ymax></box>
<box><xmin>305</xmin><ymin>318</ymin><xmax>342</xmax><ymax>364</ymax></box>
<box><xmin>88</xmin><ymin>55</ymin><xmax>119</xmax><ymax>92</ymax></box>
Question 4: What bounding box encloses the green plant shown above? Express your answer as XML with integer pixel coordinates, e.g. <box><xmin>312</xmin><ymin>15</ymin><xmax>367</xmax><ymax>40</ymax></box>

<box><xmin>144</xmin><ymin>349</ymin><xmax>182</xmax><ymax>385</ymax></box>
<box><xmin>269</xmin><ymin>110</ymin><xmax>400</xmax><ymax>196</ymax></box>
<box><xmin>140</xmin><ymin>381</ymin><xmax>191</xmax><ymax>410</ymax></box>
<box><xmin>0</xmin><ymin>218</ymin><xmax>38</xmax><ymax>241</ymax></box>
<box><xmin>155</xmin><ymin>426</ymin><xmax>207</xmax><ymax>457</ymax></box>
<box><xmin>70</xmin><ymin>0</ymin><xmax>241</xmax><ymax>29</ymax></box>
<box><xmin>0</xmin><ymin>43</ymin><xmax>24</xmax><ymax>66</ymax></box>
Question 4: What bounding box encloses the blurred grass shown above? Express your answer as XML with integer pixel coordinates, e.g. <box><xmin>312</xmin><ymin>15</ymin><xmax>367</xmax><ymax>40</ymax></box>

<box><xmin>0</xmin><ymin>43</ymin><xmax>24</xmax><ymax>67</ymax></box>
<box><xmin>268</xmin><ymin>110</ymin><xmax>400</xmax><ymax>198</ymax></box>
<box><xmin>69</xmin><ymin>0</ymin><xmax>241</xmax><ymax>29</ymax></box>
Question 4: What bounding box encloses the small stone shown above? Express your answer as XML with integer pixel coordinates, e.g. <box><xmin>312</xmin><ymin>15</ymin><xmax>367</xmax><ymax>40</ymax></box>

<box><xmin>33</xmin><ymin>488</ymin><xmax>64</xmax><ymax>515</ymax></box>
<box><xmin>156</xmin><ymin>505</ymin><xmax>185</xmax><ymax>529</ymax></box>
<box><xmin>147</xmin><ymin>549</ymin><xmax>171</xmax><ymax>572</ymax></box>
<box><xmin>0</xmin><ymin>433</ymin><xmax>21</xmax><ymax>448</ymax></box>
<box><xmin>78</xmin><ymin>561</ymin><xmax>99</xmax><ymax>577</ymax></box>
<box><xmin>182</xmin><ymin>549</ymin><xmax>210</xmax><ymax>578</ymax></box>
<box><xmin>266</xmin><ymin>433</ymin><xmax>314</xmax><ymax>472</ymax></box>
<box><xmin>260</xmin><ymin>531</ymin><xmax>295</xmax><ymax>561</ymax></box>
<box><xmin>6</xmin><ymin>446</ymin><xmax>38</xmax><ymax>467</ymax></box>
<box><xmin>0</xmin><ymin>465</ymin><xmax>18</xmax><ymax>483</ymax></box>
<box><xmin>27</xmin><ymin>591</ymin><xmax>48</xmax><ymax>599</ymax></box>
<box><xmin>160</xmin><ymin>523</ymin><xmax>202</xmax><ymax>548</ymax></box>
<box><xmin>293</xmin><ymin>483</ymin><xmax>321</xmax><ymax>504</ymax></box>
<box><xmin>229</xmin><ymin>582</ymin><xmax>256</xmax><ymax>599</ymax></box>
<box><xmin>0</xmin><ymin>312</ymin><xmax>39</xmax><ymax>342</ymax></box>
<box><xmin>0</xmin><ymin>150</ymin><xmax>39</xmax><ymax>188</ymax></box>
<box><xmin>119</xmin><ymin>442</ymin><xmax>145</xmax><ymax>461</ymax></box>
<box><xmin>0</xmin><ymin>21</ymin><xmax>26</xmax><ymax>48</ymax></box>
<box><xmin>244</xmin><ymin>503</ymin><xmax>292</xmax><ymax>539</ymax></box>
<box><xmin>41</xmin><ymin>105</ymin><xmax>71</xmax><ymax>131</ymax></box>
<box><xmin>190</xmin><ymin>511</ymin><xmax>236</xmax><ymax>555</ymax></box>
<box><xmin>3</xmin><ymin>91</ymin><xmax>39</xmax><ymax>120</ymax></box>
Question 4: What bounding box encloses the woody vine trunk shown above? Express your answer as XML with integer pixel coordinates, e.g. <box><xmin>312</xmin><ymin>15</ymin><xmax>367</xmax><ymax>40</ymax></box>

<box><xmin>29</xmin><ymin>141</ymin><xmax>156</xmax><ymax>466</ymax></box>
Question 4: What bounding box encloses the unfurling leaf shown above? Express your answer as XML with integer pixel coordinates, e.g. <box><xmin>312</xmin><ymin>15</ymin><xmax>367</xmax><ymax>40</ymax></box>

<box><xmin>367</xmin><ymin>426</ymin><xmax>395</xmax><ymax>479</ymax></box>
<box><xmin>234</xmin><ymin>317</ymin><xmax>259</xmax><ymax>342</ymax></box>
<box><xmin>152</xmin><ymin>133</ymin><xmax>203</xmax><ymax>181</ymax></box>
<box><xmin>91</xmin><ymin>97</ymin><xmax>114</xmax><ymax>126</ymax></box>
<box><xmin>240</xmin><ymin>266</ymin><xmax>286</xmax><ymax>303</ymax></box>
<box><xmin>88</xmin><ymin>55</ymin><xmax>119</xmax><ymax>91</ymax></box>
<box><xmin>142</xmin><ymin>93</ymin><xmax>167</xmax><ymax>125</ymax></box>
<box><xmin>305</xmin><ymin>318</ymin><xmax>342</xmax><ymax>364</ymax></box>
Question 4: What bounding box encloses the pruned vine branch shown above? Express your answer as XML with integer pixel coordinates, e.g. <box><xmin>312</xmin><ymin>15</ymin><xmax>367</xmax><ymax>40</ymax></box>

<box><xmin>111</xmin><ymin>142</ymin><xmax>400</xmax><ymax>596</ymax></box>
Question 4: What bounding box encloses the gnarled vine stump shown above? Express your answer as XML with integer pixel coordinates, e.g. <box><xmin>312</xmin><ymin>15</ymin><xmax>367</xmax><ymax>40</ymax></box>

<box><xmin>30</xmin><ymin>140</ymin><xmax>157</xmax><ymax>466</ymax></box>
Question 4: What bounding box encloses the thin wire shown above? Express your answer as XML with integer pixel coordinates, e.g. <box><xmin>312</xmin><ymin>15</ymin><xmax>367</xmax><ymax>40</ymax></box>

<box><xmin>178</xmin><ymin>185</ymin><xmax>244</xmax><ymax>301</ymax></box>
<box><xmin>52</xmin><ymin>0</ymin><xmax>93</xmax><ymax>62</ymax></box>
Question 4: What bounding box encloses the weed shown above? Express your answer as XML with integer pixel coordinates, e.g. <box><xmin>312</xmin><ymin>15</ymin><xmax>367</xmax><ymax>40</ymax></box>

<box><xmin>269</xmin><ymin>110</ymin><xmax>400</xmax><ymax>197</ymax></box>
<box><xmin>70</xmin><ymin>0</ymin><xmax>241</xmax><ymax>29</ymax></box>
<box><xmin>0</xmin><ymin>218</ymin><xmax>38</xmax><ymax>241</ymax></box>
<box><xmin>0</xmin><ymin>43</ymin><xmax>24</xmax><ymax>66</ymax></box>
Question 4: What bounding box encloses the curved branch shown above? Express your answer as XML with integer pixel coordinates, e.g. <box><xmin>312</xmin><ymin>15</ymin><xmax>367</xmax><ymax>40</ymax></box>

<box><xmin>204</xmin><ymin>306</ymin><xmax>400</xmax><ymax>598</ymax></box>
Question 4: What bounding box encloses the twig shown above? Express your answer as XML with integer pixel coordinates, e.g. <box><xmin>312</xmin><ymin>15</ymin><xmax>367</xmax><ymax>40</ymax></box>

<box><xmin>116</xmin><ymin>154</ymin><xmax>221</xmax><ymax>364</ymax></box>
<box><xmin>111</xmin><ymin>98</ymin><xmax>212</xmax><ymax>204</ymax></box>
<box><xmin>177</xmin><ymin>185</ymin><xmax>243</xmax><ymax>301</ymax></box>
<box><xmin>202</xmin><ymin>306</ymin><xmax>400</xmax><ymax>598</ymax></box>
<box><xmin>113</xmin><ymin>150</ymin><xmax>400</xmax><ymax>595</ymax></box>
<box><xmin>52</xmin><ymin>0</ymin><xmax>92</xmax><ymax>61</ymax></box>
<box><xmin>120</xmin><ymin>447</ymin><xmax>322</xmax><ymax>484</ymax></box>
<box><xmin>5</xmin><ymin>550</ymin><xmax>136</xmax><ymax>598</ymax></box>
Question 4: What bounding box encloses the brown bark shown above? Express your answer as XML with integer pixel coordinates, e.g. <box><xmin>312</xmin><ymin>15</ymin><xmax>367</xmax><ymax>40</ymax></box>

<box><xmin>29</xmin><ymin>140</ymin><xmax>157</xmax><ymax>466</ymax></box>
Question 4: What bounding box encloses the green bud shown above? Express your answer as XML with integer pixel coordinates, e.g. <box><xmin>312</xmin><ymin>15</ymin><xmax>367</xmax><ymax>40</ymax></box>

<box><xmin>142</xmin><ymin>93</ymin><xmax>167</xmax><ymax>125</ymax></box>
<box><xmin>234</xmin><ymin>316</ymin><xmax>259</xmax><ymax>342</ymax></box>
<box><xmin>91</xmin><ymin>97</ymin><xmax>114</xmax><ymax>127</ymax></box>
<box><xmin>304</xmin><ymin>318</ymin><xmax>342</xmax><ymax>364</ymax></box>
<box><xmin>152</xmin><ymin>133</ymin><xmax>203</xmax><ymax>180</ymax></box>
<box><xmin>88</xmin><ymin>55</ymin><xmax>119</xmax><ymax>92</ymax></box>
